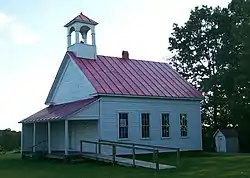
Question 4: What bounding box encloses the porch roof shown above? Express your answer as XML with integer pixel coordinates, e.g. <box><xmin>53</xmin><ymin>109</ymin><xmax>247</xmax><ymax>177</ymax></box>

<box><xmin>19</xmin><ymin>97</ymin><xmax>99</xmax><ymax>124</ymax></box>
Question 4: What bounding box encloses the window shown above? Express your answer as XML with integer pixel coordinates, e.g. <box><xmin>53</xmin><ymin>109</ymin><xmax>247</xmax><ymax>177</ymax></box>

<box><xmin>141</xmin><ymin>113</ymin><xmax>150</xmax><ymax>138</ymax></box>
<box><xmin>118</xmin><ymin>113</ymin><xmax>128</xmax><ymax>139</ymax></box>
<box><xmin>161</xmin><ymin>113</ymin><xmax>170</xmax><ymax>138</ymax></box>
<box><xmin>180</xmin><ymin>114</ymin><xmax>188</xmax><ymax>137</ymax></box>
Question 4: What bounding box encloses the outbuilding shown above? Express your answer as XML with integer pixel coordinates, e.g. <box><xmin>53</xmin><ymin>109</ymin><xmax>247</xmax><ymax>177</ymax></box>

<box><xmin>213</xmin><ymin>128</ymin><xmax>239</xmax><ymax>153</ymax></box>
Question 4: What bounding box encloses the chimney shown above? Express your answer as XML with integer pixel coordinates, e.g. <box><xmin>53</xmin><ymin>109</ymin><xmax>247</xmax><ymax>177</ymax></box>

<box><xmin>122</xmin><ymin>51</ymin><xmax>129</xmax><ymax>59</ymax></box>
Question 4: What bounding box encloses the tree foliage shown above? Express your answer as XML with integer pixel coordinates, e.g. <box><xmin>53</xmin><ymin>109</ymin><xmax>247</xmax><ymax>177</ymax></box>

<box><xmin>169</xmin><ymin>0</ymin><xmax>250</xmax><ymax>151</ymax></box>
<box><xmin>0</xmin><ymin>129</ymin><xmax>21</xmax><ymax>152</ymax></box>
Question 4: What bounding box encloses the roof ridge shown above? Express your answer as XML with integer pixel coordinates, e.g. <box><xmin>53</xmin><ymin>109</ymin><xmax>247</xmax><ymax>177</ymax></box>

<box><xmin>96</xmin><ymin>54</ymin><xmax>170</xmax><ymax>65</ymax></box>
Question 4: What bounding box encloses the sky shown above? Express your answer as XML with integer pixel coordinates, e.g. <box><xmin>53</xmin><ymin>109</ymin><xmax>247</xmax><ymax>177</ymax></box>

<box><xmin>0</xmin><ymin>0</ymin><xmax>230</xmax><ymax>131</ymax></box>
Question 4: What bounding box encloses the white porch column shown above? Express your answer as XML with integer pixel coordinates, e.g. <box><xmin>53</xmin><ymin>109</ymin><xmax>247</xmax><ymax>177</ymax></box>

<box><xmin>64</xmin><ymin>120</ymin><xmax>68</xmax><ymax>155</ymax></box>
<box><xmin>32</xmin><ymin>123</ymin><xmax>36</xmax><ymax>152</ymax></box>
<box><xmin>48</xmin><ymin>122</ymin><xmax>51</xmax><ymax>154</ymax></box>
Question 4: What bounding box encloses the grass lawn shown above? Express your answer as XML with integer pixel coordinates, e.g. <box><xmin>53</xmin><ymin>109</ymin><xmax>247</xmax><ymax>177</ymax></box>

<box><xmin>0</xmin><ymin>152</ymin><xmax>250</xmax><ymax>178</ymax></box>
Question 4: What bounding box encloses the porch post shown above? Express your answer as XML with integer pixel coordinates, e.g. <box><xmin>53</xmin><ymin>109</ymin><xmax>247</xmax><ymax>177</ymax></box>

<box><xmin>33</xmin><ymin>123</ymin><xmax>36</xmax><ymax>152</ymax></box>
<box><xmin>64</xmin><ymin>120</ymin><xmax>68</xmax><ymax>155</ymax></box>
<box><xmin>48</xmin><ymin>122</ymin><xmax>51</xmax><ymax>154</ymax></box>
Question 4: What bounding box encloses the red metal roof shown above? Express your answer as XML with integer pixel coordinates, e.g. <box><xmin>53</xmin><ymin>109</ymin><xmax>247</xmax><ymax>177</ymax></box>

<box><xmin>64</xmin><ymin>13</ymin><xmax>98</xmax><ymax>27</ymax></box>
<box><xmin>19</xmin><ymin>97</ymin><xmax>99</xmax><ymax>123</ymax></box>
<box><xmin>68</xmin><ymin>52</ymin><xmax>203</xmax><ymax>99</ymax></box>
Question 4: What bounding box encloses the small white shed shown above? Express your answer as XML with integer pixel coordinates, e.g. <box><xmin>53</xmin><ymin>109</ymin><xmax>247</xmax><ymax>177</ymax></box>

<box><xmin>213</xmin><ymin>129</ymin><xmax>239</xmax><ymax>153</ymax></box>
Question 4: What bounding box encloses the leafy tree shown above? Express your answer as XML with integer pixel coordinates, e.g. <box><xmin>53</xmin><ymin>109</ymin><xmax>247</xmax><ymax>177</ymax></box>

<box><xmin>225</xmin><ymin>0</ymin><xmax>250</xmax><ymax>151</ymax></box>
<box><xmin>0</xmin><ymin>129</ymin><xmax>21</xmax><ymax>152</ymax></box>
<box><xmin>168</xmin><ymin>0</ymin><xmax>250</xmax><ymax>151</ymax></box>
<box><xmin>168</xmin><ymin>5</ymin><xmax>230</xmax><ymax>129</ymax></box>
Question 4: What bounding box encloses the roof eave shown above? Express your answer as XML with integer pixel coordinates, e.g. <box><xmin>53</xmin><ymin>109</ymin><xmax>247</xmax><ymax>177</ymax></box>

<box><xmin>44</xmin><ymin>53</ymin><xmax>71</xmax><ymax>105</ymax></box>
<box><xmin>92</xmin><ymin>93</ymin><xmax>204</xmax><ymax>101</ymax></box>
<box><xmin>64</xmin><ymin>19</ymin><xmax>98</xmax><ymax>27</ymax></box>
<box><xmin>19</xmin><ymin>97</ymin><xmax>100</xmax><ymax>124</ymax></box>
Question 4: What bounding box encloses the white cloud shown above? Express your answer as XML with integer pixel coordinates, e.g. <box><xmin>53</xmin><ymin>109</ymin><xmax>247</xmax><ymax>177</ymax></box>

<box><xmin>9</xmin><ymin>23</ymin><xmax>40</xmax><ymax>45</ymax></box>
<box><xmin>0</xmin><ymin>13</ymin><xmax>12</xmax><ymax>26</ymax></box>
<box><xmin>0</xmin><ymin>12</ymin><xmax>39</xmax><ymax>45</ymax></box>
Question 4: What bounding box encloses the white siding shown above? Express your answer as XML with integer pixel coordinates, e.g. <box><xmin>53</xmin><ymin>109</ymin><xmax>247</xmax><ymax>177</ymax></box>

<box><xmin>71</xmin><ymin>100</ymin><xmax>100</xmax><ymax>120</ymax></box>
<box><xmin>68</xmin><ymin>43</ymin><xmax>96</xmax><ymax>59</ymax></box>
<box><xmin>22</xmin><ymin>123</ymin><xmax>47</xmax><ymax>152</ymax></box>
<box><xmin>215</xmin><ymin>131</ymin><xmax>227</xmax><ymax>152</ymax></box>
<box><xmin>99</xmin><ymin>97</ymin><xmax>202</xmax><ymax>155</ymax></box>
<box><xmin>23</xmin><ymin>124</ymin><xmax>33</xmax><ymax>152</ymax></box>
<box><xmin>51</xmin><ymin>57</ymin><xmax>96</xmax><ymax>104</ymax></box>
<box><xmin>226</xmin><ymin>137</ymin><xmax>239</xmax><ymax>153</ymax></box>
<box><xmin>51</xmin><ymin>121</ymin><xmax>65</xmax><ymax>151</ymax></box>
<box><xmin>69</xmin><ymin>120</ymin><xmax>99</xmax><ymax>153</ymax></box>
<box><xmin>49</xmin><ymin>120</ymin><xmax>99</xmax><ymax>153</ymax></box>
<box><xmin>35</xmin><ymin>123</ymin><xmax>48</xmax><ymax>151</ymax></box>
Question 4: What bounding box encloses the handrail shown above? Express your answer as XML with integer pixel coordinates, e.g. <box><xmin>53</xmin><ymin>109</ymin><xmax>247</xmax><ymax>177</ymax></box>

<box><xmin>99</xmin><ymin>139</ymin><xmax>179</xmax><ymax>150</ymax></box>
<box><xmin>29</xmin><ymin>139</ymin><xmax>47</xmax><ymax>149</ymax></box>
<box><xmin>99</xmin><ymin>139</ymin><xmax>180</xmax><ymax>167</ymax></box>
<box><xmin>80</xmin><ymin>140</ymin><xmax>155</xmax><ymax>152</ymax></box>
<box><xmin>79</xmin><ymin>139</ymin><xmax>180</xmax><ymax>170</ymax></box>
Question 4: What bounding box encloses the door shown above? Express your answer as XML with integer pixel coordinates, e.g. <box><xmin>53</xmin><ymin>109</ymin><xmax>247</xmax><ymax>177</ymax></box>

<box><xmin>75</xmin><ymin>121</ymin><xmax>98</xmax><ymax>153</ymax></box>
<box><xmin>216</xmin><ymin>136</ymin><xmax>226</xmax><ymax>152</ymax></box>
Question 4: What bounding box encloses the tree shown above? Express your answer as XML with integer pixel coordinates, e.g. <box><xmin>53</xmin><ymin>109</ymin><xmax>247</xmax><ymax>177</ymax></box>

<box><xmin>0</xmin><ymin>129</ymin><xmax>21</xmax><ymax>152</ymax></box>
<box><xmin>225</xmin><ymin>0</ymin><xmax>250</xmax><ymax>151</ymax></box>
<box><xmin>168</xmin><ymin>5</ymin><xmax>230</xmax><ymax>129</ymax></box>
<box><xmin>168</xmin><ymin>0</ymin><xmax>250</xmax><ymax>151</ymax></box>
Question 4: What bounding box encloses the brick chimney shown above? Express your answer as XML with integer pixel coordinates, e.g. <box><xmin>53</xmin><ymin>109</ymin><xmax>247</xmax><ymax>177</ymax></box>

<box><xmin>122</xmin><ymin>51</ymin><xmax>129</xmax><ymax>59</ymax></box>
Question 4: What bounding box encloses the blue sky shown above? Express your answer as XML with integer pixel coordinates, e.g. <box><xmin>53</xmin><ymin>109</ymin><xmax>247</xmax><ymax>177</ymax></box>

<box><xmin>0</xmin><ymin>0</ymin><xmax>230</xmax><ymax>131</ymax></box>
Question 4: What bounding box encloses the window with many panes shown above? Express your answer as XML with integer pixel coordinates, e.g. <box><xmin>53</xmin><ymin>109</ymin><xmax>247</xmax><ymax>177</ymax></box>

<box><xmin>180</xmin><ymin>114</ymin><xmax>188</xmax><ymax>137</ymax></box>
<box><xmin>118</xmin><ymin>113</ymin><xmax>128</xmax><ymax>139</ymax></box>
<box><xmin>161</xmin><ymin>113</ymin><xmax>170</xmax><ymax>138</ymax></box>
<box><xmin>141</xmin><ymin>113</ymin><xmax>150</xmax><ymax>138</ymax></box>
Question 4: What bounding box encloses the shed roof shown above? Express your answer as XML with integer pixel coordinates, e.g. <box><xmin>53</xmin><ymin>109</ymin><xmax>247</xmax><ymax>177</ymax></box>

<box><xmin>68</xmin><ymin>51</ymin><xmax>203</xmax><ymax>99</ymax></box>
<box><xmin>19</xmin><ymin>97</ymin><xmax>99</xmax><ymax>123</ymax></box>
<box><xmin>221</xmin><ymin>129</ymin><xmax>238</xmax><ymax>138</ymax></box>
<box><xmin>214</xmin><ymin>128</ymin><xmax>238</xmax><ymax>138</ymax></box>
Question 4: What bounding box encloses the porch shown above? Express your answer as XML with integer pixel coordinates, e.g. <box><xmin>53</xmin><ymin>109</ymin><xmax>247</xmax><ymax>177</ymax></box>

<box><xmin>19</xmin><ymin>97</ymin><xmax>100</xmax><ymax>156</ymax></box>
<box><xmin>21</xmin><ymin>119</ymin><xmax>99</xmax><ymax>157</ymax></box>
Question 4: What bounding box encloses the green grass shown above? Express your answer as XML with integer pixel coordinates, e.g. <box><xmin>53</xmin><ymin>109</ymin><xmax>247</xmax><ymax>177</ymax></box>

<box><xmin>0</xmin><ymin>152</ymin><xmax>250</xmax><ymax>178</ymax></box>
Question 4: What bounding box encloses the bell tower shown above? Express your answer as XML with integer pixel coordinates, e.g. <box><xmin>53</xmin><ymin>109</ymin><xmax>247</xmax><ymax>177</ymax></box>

<box><xmin>64</xmin><ymin>13</ymin><xmax>98</xmax><ymax>59</ymax></box>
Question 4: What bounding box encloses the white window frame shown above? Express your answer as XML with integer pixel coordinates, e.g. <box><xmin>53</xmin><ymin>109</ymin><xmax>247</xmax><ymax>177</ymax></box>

<box><xmin>140</xmin><ymin>113</ymin><xmax>150</xmax><ymax>139</ymax></box>
<box><xmin>118</xmin><ymin>112</ymin><xmax>129</xmax><ymax>140</ymax></box>
<box><xmin>161</xmin><ymin>113</ymin><xmax>170</xmax><ymax>138</ymax></box>
<box><xmin>180</xmin><ymin>113</ymin><xmax>188</xmax><ymax>137</ymax></box>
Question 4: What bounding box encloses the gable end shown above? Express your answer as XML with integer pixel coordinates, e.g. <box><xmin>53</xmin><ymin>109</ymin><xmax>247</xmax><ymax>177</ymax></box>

<box><xmin>45</xmin><ymin>53</ymin><xmax>96</xmax><ymax>105</ymax></box>
<box><xmin>45</xmin><ymin>53</ymin><xmax>69</xmax><ymax>104</ymax></box>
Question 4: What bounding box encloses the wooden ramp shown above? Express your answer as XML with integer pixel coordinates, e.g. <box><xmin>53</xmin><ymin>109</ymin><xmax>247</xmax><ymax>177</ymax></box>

<box><xmin>80</xmin><ymin>139</ymin><xmax>180</xmax><ymax>170</ymax></box>
<box><xmin>82</xmin><ymin>152</ymin><xmax>176</xmax><ymax>170</ymax></box>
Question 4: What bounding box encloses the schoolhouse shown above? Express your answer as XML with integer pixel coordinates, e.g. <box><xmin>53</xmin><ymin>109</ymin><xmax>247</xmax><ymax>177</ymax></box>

<box><xmin>19</xmin><ymin>13</ymin><xmax>203</xmax><ymax>156</ymax></box>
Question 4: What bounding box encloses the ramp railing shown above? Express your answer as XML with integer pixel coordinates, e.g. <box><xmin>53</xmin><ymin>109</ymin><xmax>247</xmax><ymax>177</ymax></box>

<box><xmin>79</xmin><ymin>139</ymin><xmax>180</xmax><ymax>170</ymax></box>
<box><xmin>99</xmin><ymin>139</ymin><xmax>180</xmax><ymax>168</ymax></box>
